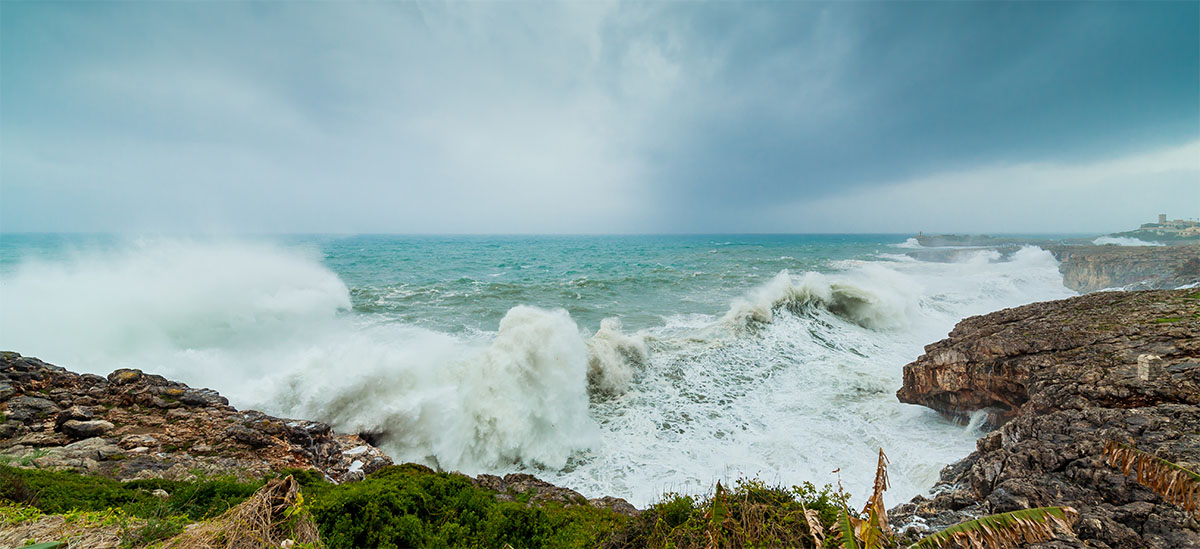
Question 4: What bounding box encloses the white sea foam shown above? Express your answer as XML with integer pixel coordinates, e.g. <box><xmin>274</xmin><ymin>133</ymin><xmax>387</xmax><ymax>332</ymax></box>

<box><xmin>586</xmin><ymin>317</ymin><xmax>648</xmax><ymax>396</ymax></box>
<box><xmin>532</xmin><ymin>245</ymin><xmax>1074</xmax><ymax>507</ymax></box>
<box><xmin>1093</xmin><ymin>236</ymin><xmax>1164</xmax><ymax>247</ymax></box>
<box><xmin>0</xmin><ymin>240</ymin><xmax>601</xmax><ymax>472</ymax></box>
<box><xmin>892</xmin><ymin>237</ymin><xmax>923</xmax><ymax>249</ymax></box>
<box><xmin>0</xmin><ymin>238</ymin><xmax>1076</xmax><ymax>509</ymax></box>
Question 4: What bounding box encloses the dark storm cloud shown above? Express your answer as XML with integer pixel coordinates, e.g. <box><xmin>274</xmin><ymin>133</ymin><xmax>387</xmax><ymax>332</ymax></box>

<box><xmin>1</xmin><ymin>1</ymin><xmax>1196</xmax><ymax>234</ymax></box>
<box><xmin>630</xmin><ymin>2</ymin><xmax>1199</xmax><ymax>229</ymax></box>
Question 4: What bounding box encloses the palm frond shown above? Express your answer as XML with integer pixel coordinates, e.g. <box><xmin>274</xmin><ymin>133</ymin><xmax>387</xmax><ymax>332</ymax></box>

<box><xmin>838</xmin><ymin>507</ymin><xmax>860</xmax><ymax>549</ymax></box>
<box><xmin>800</xmin><ymin>501</ymin><xmax>825</xmax><ymax>548</ymax></box>
<box><xmin>860</xmin><ymin>448</ymin><xmax>892</xmax><ymax>538</ymax></box>
<box><xmin>909</xmin><ymin>506</ymin><xmax>1078</xmax><ymax>549</ymax></box>
<box><xmin>1103</xmin><ymin>440</ymin><xmax>1200</xmax><ymax>518</ymax></box>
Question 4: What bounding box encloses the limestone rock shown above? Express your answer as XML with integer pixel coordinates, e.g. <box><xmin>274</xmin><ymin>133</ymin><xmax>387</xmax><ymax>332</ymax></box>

<box><xmin>893</xmin><ymin>289</ymin><xmax>1200</xmax><ymax>548</ymax></box>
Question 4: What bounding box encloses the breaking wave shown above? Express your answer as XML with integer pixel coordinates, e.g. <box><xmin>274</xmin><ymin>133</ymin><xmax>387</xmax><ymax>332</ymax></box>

<box><xmin>1093</xmin><ymin>236</ymin><xmax>1164</xmax><ymax>247</ymax></box>
<box><xmin>0</xmin><ymin>237</ymin><xmax>1076</xmax><ymax>506</ymax></box>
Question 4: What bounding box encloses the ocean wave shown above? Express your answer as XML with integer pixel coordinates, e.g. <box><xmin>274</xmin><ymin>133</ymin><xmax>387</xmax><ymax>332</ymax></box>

<box><xmin>1093</xmin><ymin>236</ymin><xmax>1164</xmax><ymax>247</ymax></box>
<box><xmin>721</xmin><ymin>268</ymin><xmax>917</xmax><ymax>330</ymax></box>
<box><xmin>0</xmin><ymin>236</ymin><xmax>1078</xmax><ymax>507</ymax></box>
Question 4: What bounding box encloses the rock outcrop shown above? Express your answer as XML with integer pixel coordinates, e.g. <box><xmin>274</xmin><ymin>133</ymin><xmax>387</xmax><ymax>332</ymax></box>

<box><xmin>1048</xmin><ymin>245</ymin><xmax>1199</xmax><ymax>293</ymax></box>
<box><xmin>893</xmin><ymin>289</ymin><xmax>1200</xmax><ymax>548</ymax></box>
<box><xmin>0</xmin><ymin>351</ymin><xmax>639</xmax><ymax>516</ymax></box>
<box><xmin>0</xmin><ymin>351</ymin><xmax>392</xmax><ymax>483</ymax></box>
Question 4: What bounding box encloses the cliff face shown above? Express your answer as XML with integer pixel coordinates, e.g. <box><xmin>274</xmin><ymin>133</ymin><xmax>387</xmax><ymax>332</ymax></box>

<box><xmin>894</xmin><ymin>290</ymin><xmax>1200</xmax><ymax>548</ymax></box>
<box><xmin>1050</xmin><ymin>245</ymin><xmax>1200</xmax><ymax>292</ymax></box>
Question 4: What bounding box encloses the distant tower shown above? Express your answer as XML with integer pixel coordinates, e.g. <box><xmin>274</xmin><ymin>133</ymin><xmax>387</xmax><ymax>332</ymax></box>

<box><xmin>1159</xmin><ymin>213</ymin><xmax>1167</xmax><ymax>224</ymax></box>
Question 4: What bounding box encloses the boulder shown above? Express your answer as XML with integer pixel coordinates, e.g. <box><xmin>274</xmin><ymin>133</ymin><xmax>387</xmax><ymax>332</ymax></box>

<box><xmin>60</xmin><ymin>419</ymin><xmax>115</xmax><ymax>439</ymax></box>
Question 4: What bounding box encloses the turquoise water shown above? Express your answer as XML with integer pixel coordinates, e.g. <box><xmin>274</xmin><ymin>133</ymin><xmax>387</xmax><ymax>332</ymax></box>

<box><xmin>0</xmin><ymin>234</ymin><xmax>1075</xmax><ymax>506</ymax></box>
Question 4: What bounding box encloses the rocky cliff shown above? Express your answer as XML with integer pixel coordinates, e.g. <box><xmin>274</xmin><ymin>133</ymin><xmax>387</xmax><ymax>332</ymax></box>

<box><xmin>1048</xmin><ymin>245</ymin><xmax>1199</xmax><ymax>293</ymax></box>
<box><xmin>0</xmin><ymin>351</ymin><xmax>392</xmax><ymax>483</ymax></box>
<box><xmin>894</xmin><ymin>289</ymin><xmax>1200</xmax><ymax>548</ymax></box>
<box><xmin>0</xmin><ymin>351</ymin><xmax>638</xmax><ymax>517</ymax></box>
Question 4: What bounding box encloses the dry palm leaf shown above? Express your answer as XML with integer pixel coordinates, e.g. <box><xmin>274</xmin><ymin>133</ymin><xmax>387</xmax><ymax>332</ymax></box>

<box><xmin>1103</xmin><ymin>440</ymin><xmax>1200</xmax><ymax>518</ymax></box>
<box><xmin>909</xmin><ymin>506</ymin><xmax>1078</xmax><ymax>549</ymax></box>
<box><xmin>860</xmin><ymin>448</ymin><xmax>892</xmax><ymax>538</ymax></box>
<box><xmin>165</xmin><ymin>475</ymin><xmax>321</xmax><ymax>549</ymax></box>
<box><xmin>800</xmin><ymin>501</ymin><xmax>825</xmax><ymax>548</ymax></box>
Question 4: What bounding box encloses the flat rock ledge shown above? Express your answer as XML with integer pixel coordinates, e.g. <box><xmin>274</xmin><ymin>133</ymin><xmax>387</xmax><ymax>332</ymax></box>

<box><xmin>892</xmin><ymin>289</ymin><xmax>1200</xmax><ymax>548</ymax></box>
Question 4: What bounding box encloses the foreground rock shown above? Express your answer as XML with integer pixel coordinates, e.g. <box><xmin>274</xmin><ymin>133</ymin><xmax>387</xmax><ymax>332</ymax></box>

<box><xmin>894</xmin><ymin>289</ymin><xmax>1200</xmax><ymax>548</ymax></box>
<box><xmin>0</xmin><ymin>351</ymin><xmax>637</xmax><ymax>516</ymax></box>
<box><xmin>0</xmin><ymin>351</ymin><xmax>391</xmax><ymax>483</ymax></box>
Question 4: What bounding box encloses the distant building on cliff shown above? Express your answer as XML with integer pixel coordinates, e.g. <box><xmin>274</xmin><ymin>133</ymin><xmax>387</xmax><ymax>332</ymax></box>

<box><xmin>1140</xmin><ymin>213</ymin><xmax>1200</xmax><ymax>235</ymax></box>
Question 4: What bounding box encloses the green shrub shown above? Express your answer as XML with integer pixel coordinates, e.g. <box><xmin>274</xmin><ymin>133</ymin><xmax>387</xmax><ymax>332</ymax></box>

<box><xmin>0</xmin><ymin>465</ymin><xmax>260</xmax><ymax>521</ymax></box>
<box><xmin>602</xmin><ymin>478</ymin><xmax>844</xmax><ymax>549</ymax></box>
<box><xmin>307</xmin><ymin>464</ymin><xmax>627</xmax><ymax>548</ymax></box>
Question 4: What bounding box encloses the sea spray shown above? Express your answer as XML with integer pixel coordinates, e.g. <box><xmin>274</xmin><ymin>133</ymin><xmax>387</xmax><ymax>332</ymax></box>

<box><xmin>0</xmin><ymin>235</ymin><xmax>1077</xmax><ymax>508</ymax></box>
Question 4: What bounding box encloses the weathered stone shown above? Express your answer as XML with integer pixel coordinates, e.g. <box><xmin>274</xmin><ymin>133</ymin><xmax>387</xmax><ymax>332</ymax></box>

<box><xmin>107</xmin><ymin>369</ymin><xmax>143</xmax><ymax>385</ymax></box>
<box><xmin>60</xmin><ymin>419</ymin><xmax>115</xmax><ymax>439</ymax></box>
<box><xmin>892</xmin><ymin>289</ymin><xmax>1200</xmax><ymax>548</ymax></box>
<box><xmin>4</xmin><ymin>395</ymin><xmax>60</xmax><ymax>423</ymax></box>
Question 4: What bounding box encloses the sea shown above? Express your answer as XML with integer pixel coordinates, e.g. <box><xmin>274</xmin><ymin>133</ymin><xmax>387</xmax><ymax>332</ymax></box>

<box><xmin>0</xmin><ymin>234</ymin><xmax>1077</xmax><ymax>508</ymax></box>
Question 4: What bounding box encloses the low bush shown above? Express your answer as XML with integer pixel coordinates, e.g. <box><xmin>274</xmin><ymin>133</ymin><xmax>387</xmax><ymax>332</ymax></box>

<box><xmin>306</xmin><ymin>463</ymin><xmax>627</xmax><ymax>548</ymax></box>
<box><xmin>0</xmin><ymin>465</ymin><xmax>261</xmax><ymax>520</ymax></box>
<box><xmin>602</xmin><ymin>478</ymin><xmax>845</xmax><ymax>549</ymax></box>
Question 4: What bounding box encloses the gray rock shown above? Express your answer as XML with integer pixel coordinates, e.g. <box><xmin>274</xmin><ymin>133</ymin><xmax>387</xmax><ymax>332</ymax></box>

<box><xmin>60</xmin><ymin>419</ymin><xmax>115</xmax><ymax>439</ymax></box>
<box><xmin>4</xmin><ymin>395</ymin><xmax>60</xmax><ymax>423</ymax></box>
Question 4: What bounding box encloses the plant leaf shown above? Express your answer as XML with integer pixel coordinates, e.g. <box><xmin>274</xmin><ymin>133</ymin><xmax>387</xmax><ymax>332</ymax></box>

<box><xmin>909</xmin><ymin>506</ymin><xmax>1079</xmax><ymax>549</ymax></box>
<box><xmin>1103</xmin><ymin>440</ymin><xmax>1200</xmax><ymax>518</ymax></box>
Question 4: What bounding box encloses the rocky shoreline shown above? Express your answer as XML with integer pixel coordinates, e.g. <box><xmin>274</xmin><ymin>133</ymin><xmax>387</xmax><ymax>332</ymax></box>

<box><xmin>905</xmin><ymin>239</ymin><xmax>1199</xmax><ymax>293</ymax></box>
<box><xmin>0</xmin><ymin>351</ymin><xmax>637</xmax><ymax>516</ymax></box>
<box><xmin>894</xmin><ymin>289</ymin><xmax>1200</xmax><ymax>547</ymax></box>
<box><xmin>3</xmin><ymin>290</ymin><xmax>1199</xmax><ymax>546</ymax></box>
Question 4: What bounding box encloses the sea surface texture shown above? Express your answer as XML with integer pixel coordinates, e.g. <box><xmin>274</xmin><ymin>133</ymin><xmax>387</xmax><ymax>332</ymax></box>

<box><xmin>0</xmin><ymin>234</ymin><xmax>1075</xmax><ymax>507</ymax></box>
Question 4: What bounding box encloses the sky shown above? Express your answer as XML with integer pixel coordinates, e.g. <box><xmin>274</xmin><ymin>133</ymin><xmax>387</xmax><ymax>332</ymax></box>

<box><xmin>1</xmin><ymin>1</ymin><xmax>1197</xmax><ymax>234</ymax></box>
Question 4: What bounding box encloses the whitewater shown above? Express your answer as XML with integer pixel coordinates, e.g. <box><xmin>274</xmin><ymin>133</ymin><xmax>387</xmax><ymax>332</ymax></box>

<box><xmin>0</xmin><ymin>234</ymin><xmax>1076</xmax><ymax>508</ymax></box>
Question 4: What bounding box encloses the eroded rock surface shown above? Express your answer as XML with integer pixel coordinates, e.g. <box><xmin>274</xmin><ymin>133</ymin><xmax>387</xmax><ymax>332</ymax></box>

<box><xmin>1049</xmin><ymin>244</ymin><xmax>1200</xmax><ymax>293</ymax></box>
<box><xmin>893</xmin><ymin>290</ymin><xmax>1200</xmax><ymax>548</ymax></box>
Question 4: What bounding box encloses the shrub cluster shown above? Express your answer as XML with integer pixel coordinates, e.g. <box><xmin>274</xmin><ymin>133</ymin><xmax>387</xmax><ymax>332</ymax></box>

<box><xmin>302</xmin><ymin>463</ymin><xmax>627</xmax><ymax>548</ymax></box>
<box><xmin>602</xmin><ymin>478</ymin><xmax>845</xmax><ymax>549</ymax></box>
<box><xmin>3</xmin><ymin>463</ymin><xmax>845</xmax><ymax>548</ymax></box>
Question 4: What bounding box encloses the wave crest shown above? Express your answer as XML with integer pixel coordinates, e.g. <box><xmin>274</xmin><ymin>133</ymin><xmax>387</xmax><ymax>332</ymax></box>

<box><xmin>586</xmin><ymin>317</ymin><xmax>648</xmax><ymax>396</ymax></box>
<box><xmin>722</xmin><ymin>269</ymin><xmax>916</xmax><ymax>330</ymax></box>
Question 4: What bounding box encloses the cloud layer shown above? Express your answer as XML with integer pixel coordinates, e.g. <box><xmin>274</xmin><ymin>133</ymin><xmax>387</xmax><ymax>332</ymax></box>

<box><xmin>2</xmin><ymin>2</ymin><xmax>1196</xmax><ymax>233</ymax></box>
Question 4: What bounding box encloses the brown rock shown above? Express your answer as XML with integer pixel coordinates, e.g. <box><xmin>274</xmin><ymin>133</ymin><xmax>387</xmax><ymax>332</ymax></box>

<box><xmin>893</xmin><ymin>289</ymin><xmax>1200</xmax><ymax>548</ymax></box>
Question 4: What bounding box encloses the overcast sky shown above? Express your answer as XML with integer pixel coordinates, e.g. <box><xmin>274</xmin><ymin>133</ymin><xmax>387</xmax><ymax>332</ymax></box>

<box><xmin>2</xmin><ymin>1</ymin><xmax>1197</xmax><ymax>234</ymax></box>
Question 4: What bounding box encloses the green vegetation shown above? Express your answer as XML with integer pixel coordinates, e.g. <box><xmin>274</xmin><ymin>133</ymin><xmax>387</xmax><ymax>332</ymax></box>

<box><xmin>0</xmin><ymin>465</ymin><xmax>260</xmax><ymax>520</ymax></box>
<box><xmin>301</xmin><ymin>463</ymin><xmax>628</xmax><ymax>548</ymax></box>
<box><xmin>0</xmin><ymin>463</ymin><xmax>851</xmax><ymax>548</ymax></box>
<box><xmin>602</xmin><ymin>478</ymin><xmax>845</xmax><ymax>548</ymax></box>
<box><xmin>1153</xmin><ymin>317</ymin><xmax>1183</xmax><ymax>323</ymax></box>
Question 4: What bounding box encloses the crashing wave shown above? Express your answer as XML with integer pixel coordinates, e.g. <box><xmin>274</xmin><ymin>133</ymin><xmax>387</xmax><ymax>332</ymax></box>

<box><xmin>721</xmin><ymin>269</ymin><xmax>916</xmax><ymax>330</ymax></box>
<box><xmin>586</xmin><ymin>317</ymin><xmax>648</xmax><ymax>396</ymax></box>
<box><xmin>1093</xmin><ymin>236</ymin><xmax>1164</xmax><ymax>247</ymax></box>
